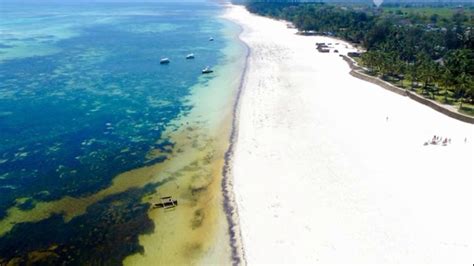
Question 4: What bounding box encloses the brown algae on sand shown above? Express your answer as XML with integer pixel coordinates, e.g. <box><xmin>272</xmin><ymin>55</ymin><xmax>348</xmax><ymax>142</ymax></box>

<box><xmin>124</xmin><ymin>125</ymin><xmax>232</xmax><ymax>265</ymax></box>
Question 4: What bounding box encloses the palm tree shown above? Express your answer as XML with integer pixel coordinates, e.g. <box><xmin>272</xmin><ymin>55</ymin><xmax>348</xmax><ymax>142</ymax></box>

<box><xmin>405</xmin><ymin>62</ymin><xmax>417</xmax><ymax>90</ymax></box>
<box><xmin>438</xmin><ymin>68</ymin><xmax>454</xmax><ymax>104</ymax></box>
<box><xmin>420</xmin><ymin>58</ymin><xmax>437</xmax><ymax>98</ymax></box>
<box><xmin>456</xmin><ymin>73</ymin><xmax>471</xmax><ymax>110</ymax></box>
<box><xmin>409</xmin><ymin>52</ymin><xmax>428</xmax><ymax>91</ymax></box>
<box><xmin>394</xmin><ymin>58</ymin><xmax>406</xmax><ymax>87</ymax></box>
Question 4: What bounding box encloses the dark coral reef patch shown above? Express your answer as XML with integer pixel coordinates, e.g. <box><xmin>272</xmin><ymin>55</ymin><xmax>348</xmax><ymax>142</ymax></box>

<box><xmin>0</xmin><ymin>185</ymin><xmax>157</xmax><ymax>265</ymax></box>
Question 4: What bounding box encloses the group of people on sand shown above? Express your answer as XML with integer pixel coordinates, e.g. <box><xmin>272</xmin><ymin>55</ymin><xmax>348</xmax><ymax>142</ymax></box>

<box><xmin>425</xmin><ymin>135</ymin><xmax>451</xmax><ymax>146</ymax></box>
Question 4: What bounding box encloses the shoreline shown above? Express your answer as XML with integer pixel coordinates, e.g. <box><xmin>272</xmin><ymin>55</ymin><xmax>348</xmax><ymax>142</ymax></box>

<box><xmin>220</xmin><ymin>5</ymin><xmax>250</xmax><ymax>265</ymax></box>
<box><xmin>226</xmin><ymin>4</ymin><xmax>473</xmax><ymax>264</ymax></box>
<box><xmin>124</xmin><ymin>13</ymin><xmax>248</xmax><ymax>265</ymax></box>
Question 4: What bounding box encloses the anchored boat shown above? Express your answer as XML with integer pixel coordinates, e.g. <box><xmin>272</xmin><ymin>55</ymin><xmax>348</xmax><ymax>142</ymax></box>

<box><xmin>160</xmin><ymin>58</ymin><xmax>170</xmax><ymax>64</ymax></box>
<box><xmin>202</xmin><ymin>66</ymin><xmax>213</xmax><ymax>74</ymax></box>
<box><xmin>186</xmin><ymin>53</ymin><xmax>195</xmax><ymax>59</ymax></box>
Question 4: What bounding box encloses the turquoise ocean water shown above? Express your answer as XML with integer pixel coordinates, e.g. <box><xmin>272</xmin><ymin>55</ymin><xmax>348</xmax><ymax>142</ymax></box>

<box><xmin>0</xmin><ymin>1</ymin><xmax>244</xmax><ymax>263</ymax></box>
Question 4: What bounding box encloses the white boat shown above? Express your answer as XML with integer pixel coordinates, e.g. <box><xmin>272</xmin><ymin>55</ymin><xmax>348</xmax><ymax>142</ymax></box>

<box><xmin>202</xmin><ymin>66</ymin><xmax>213</xmax><ymax>74</ymax></box>
<box><xmin>160</xmin><ymin>58</ymin><xmax>170</xmax><ymax>64</ymax></box>
<box><xmin>186</xmin><ymin>53</ymin><xmax>195</xmax><ymax>59</ymax></box>
<box><xmin>209</xmin><ymin>37</ymin><xmax>214</xmax><ymax>41</ymax></box>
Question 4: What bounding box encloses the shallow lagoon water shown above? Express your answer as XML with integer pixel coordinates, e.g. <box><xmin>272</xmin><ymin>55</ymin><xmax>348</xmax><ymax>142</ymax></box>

<box><xmin>0</xmin><ymin>2</ymin><xmax>245</xmax><ymax>264</ymax></box>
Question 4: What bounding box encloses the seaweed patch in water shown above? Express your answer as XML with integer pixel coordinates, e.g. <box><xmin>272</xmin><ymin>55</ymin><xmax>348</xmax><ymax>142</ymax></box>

<box><xmin>0</xmin><ymin>185</ymin><xmax>157</xmax><ymax>265</ymax></box>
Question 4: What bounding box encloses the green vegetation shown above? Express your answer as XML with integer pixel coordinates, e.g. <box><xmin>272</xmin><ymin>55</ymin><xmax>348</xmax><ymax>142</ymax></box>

<box><xmin>384</xmin><ymin>7</ymin><xmax>457</xmax><ymax>20</ymax></box>
<box><xmin>243</xmin><ymin>1</ymin><xmax>474</xmax><ymax>115</ymax></box>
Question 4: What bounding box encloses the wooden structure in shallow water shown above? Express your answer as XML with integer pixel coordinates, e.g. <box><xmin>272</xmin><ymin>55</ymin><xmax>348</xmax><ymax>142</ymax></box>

<box><xmin>153</xmin><ymin>196</ymin><xmax>178</xmax><ymax>209</ymax></box>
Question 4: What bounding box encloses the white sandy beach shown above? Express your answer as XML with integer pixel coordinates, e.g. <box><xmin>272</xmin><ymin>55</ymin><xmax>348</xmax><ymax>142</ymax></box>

<box><xmin>224</xmin><ymin>5</ymin><xmax>473</xmax><ymax>264</ymax></box>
